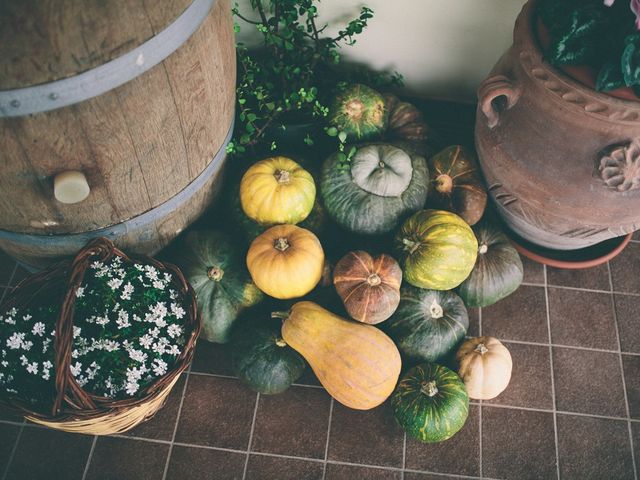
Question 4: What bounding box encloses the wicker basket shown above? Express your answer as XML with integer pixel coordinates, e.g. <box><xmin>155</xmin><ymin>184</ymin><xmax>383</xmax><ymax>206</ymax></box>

<box><xmin>0</xmin><ymin>237</ymin><xmax>201</xmax><ymax>435</ymax></box>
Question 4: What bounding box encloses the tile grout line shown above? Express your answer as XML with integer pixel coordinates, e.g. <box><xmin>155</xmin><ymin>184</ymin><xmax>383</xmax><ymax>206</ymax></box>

<box><xmin>543</xmin><ymin>265</ymin><xmax>561</xmax><ymax>480</ymax></box>
<box><xmin>401</xmin><ymin>432</ymin><xmax>407</xmax><ymax>480</ymax></box>
<box><xmin>1</xmin><ymin>421</ymin><xmax>23</xmax><ymax>480</ymax></box>
<box><xmin>81</xmin><ymin>436</ymin><xmax>98</xmax><ymax>480</ymax></box>
<box><xmin>241</xmin><ymin>392</ymin><xmax>260</xmax><ymax>480</ymax></box>
<box><xmin>522</xmin><ymin>280</ymin><xmax>640</xmax><ymax>298</ymax></box>
<box><xmin>607</xmin><ymin>262</ymin><xmax>638</xmax><ymax>480</ymax></box>
<box><xmin>321</xmin><ymin>398</ymin><xmax>334</xmax><ymax>480</ymax></box>
<box><xmin>478</xmin><ymin>307</ymin><xmax>483</xmax><ymax>479</ymax></box>
<box><xmin>161</xmin><ymin>367</ymin><xmax>192</xmax><ymax>480</ymax></box>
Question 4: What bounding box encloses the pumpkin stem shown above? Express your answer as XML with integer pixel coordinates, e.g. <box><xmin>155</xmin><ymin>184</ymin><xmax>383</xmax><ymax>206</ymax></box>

<box><xmin>367</xmin><ymin>273</ymin><xmax>382</xmax><ymax>286</ymax></box>
<box><xmin>207</xmin><ymin>266</ymin><xmax>224</xmax><ymax>281</ymax></box>
<box><xmin>275</xmin><ymin>338</ymin><xmax>287</xmax><ymax>347</ymax></box>
<box><xmin>475</xmin><ymin>343</ymin><xmax>489</xmax><ymax>355</ymax></box>
<box><xmin>401</xmin><ymin>238</ymin><xmax>421</xmax><ymax>254</ymax></box>
<box><xmin>421</xmin><ymin>380</ymin><xmax>439</xmax><ymax>397</ymax></box>
<box><xmin>435</xmin><ymin>174</ymin><xmax>453</xmax><ymax>194</ymax></box>
<box><xmin>274</xmin><ymin>169</ymin><xmax>291</xmax><ymax>184</ymax></box>
<box><xmin>479</xmin><ymin>244</ymin><xmax>489</xmax><ymax>254</ymax></box>
<box><xmin>378</xmin><ymin>161</ymin><xmax>385</xmax><ymax>169</ymax></box>
<box><xmin>271</xmin><ymin>311</ymin><xmax>290</xmax><ymax>320</ymax></box>
<box><xmin>429</xmin><ymin>300</ymin><xmax>444</xmax><ymax>319</ymax></box>
<box><xmin>274</xmin><ymin>237</ymin><xmax>291</xmax><ymax>252</ymax></box>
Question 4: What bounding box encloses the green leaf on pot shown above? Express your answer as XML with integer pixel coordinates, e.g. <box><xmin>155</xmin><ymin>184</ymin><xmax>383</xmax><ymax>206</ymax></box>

<box><xmin>622</xmin><ymin>34</ymin><xmax>640</xmax><ymax>87</ymax></box>
<box><xmin>596</xmin><ymin>62</ymin><xmax>626</xmax><ymax>92</ymax></box>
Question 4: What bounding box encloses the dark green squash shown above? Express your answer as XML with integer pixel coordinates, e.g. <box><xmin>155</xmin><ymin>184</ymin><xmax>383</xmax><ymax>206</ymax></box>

<box><xmin>321</xmin><ymin>143</ymin><xmax>429</xmax><ymax>235</ymax></box>
<box><xmin>392</xmin><ymin>362</ymin><xmax>469</xmax><ymax>443</ymax></box>
<box><xmin>231</xmin><ymin>316</ymin><xmax>306</xmax><ymax>395</ymax></box>
<box><xmin>457</xmin><ymin>221</ymin><xmax>523</xmax><ymax>307</ymax></box>
<box><xmin>384</xmin><ymin>285</ymin><xmax>468</xmax><ymax>362</ymax></box>
<box><xmin>172</xmin><ymin>230</ymin><xmax>263</xmax><ymax>343</ymax></box>
<box><xmin>328</xmin><ymin>83</ymin><xmax>388</xmax><ymax>141</ymax></box>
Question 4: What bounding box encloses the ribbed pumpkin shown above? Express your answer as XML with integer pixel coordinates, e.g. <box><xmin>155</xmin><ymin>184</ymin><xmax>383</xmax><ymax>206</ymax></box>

<box><xmin>427</xmin><ymin>146</ymin><xmax>487</xmax><ymax>226</ymax></box>
<box><xmin>240</xmin><ymin>157</ymin><xmax>316</xmax><ymax>226</ymax></box>
<box><xmin>456</xmin><ymin>336</ymin><xmax>512</xmax><ymax>400</ymax></box>
<box><xmin>246</xmin><ymin>225</ymin><xmax>324</xmax><ymax>299</ymax></box>
<box><xmin>321</xmin><ymin>144</ymin><xmax>429</xmax><ymax>235</ymax></box>
<box><xmin>172</xmin><ymin>230</ymin><xmax>263</xmax><ymax>343</ymax></box>
<box><xmin>392</xmin><ymin>363</ymin><xmax>469</xmax><ymax>443</ymax></box>
<box><xmin>231</xmin><ymin>315</ymin><xmax>306</xmax><ymax>395</ymax></box>
<box><xmin>394</xmin><ymin>209</ymin><xmax>478</xmax><ymax>290</ymax></box>
<box><xmin>328</xmin><ymin>83</ymin><xmax>388</xmax><ymax>141</ymax></box>
<box><xmin>280</xmin><ymin>301</ymin><xmax>402</xmax><ymax>410</ymax></box>
<box><xmin>333</xmin><ymin>251</ymin><xmax>402</xmax><ymax>324</ymax></box>
<box><xmin>457</xmin><ymin>221</ymin><xmax>523</xmax><ymax>308</ymax></box>
<box><xmin>383</xmin><ymin>94</ymin><xmax>432</xmax><ymax>155</ymax></box>
<box><xmin>385</xmin><ymin>286</ymin><xmax>468</xmax><ymax>362</ymax></box>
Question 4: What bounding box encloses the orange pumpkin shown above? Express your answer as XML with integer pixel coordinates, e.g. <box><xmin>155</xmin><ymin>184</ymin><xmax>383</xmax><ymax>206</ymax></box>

<box><xmin>333</xmin><ymin>251</ymin><xmax>402</xmax><ymax>324</ymax></box>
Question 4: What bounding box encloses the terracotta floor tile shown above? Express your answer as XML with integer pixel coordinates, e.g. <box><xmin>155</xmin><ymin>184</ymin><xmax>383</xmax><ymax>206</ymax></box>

<box><xmin>548</xmin><ymin>288</ymin><xmax>617</xmax><ymax>350</ymax></box>
<box><xmin>123</xmin><ymin>375</ymin><xmax>185</xmax><ymax>441</ymax></box>
<box><xmin>251</xmin><ymin>386</ymin><xmax>331</xmax><ymax>459</ymax></box>
<box><xmin>521</xmin><ymin>255</ymin><xmax>544</xmax><ymax>285</ymax></box>
<box><xmin>244</xmin><ymin>455</ymin><xmax>323</xmax><ymax>480</ymax></box>
<box><xmin>547</xmin><ymin>264</ymin><xmax>610</xmax><ymax>291</ymax></box>
<box><xmin>484</xmin><ymin>342</ymin><xmax>553</xmax><ymax>409</ymax></box>
<box><xmin>6</xmin><ymin>427</ymin><xmax>93</xmax><ymax>480</ymax></box>
<box><xmin>85</xmin><ymin>437</ymin><xmax>169</xmax><ymax>480</ymax></box>
<box><xmin>175</xmin><ymin>375</ymin><xmax>256</xmax><ymax>449</ymax></box>
<box><xmin>467</xmin><ymin>307</ymin><xmax>480</xmax><ymax>337</ymax></box>
<box><xmin>615</xmin><ymin>295</ymin><xmax>640</xmax><ymax>354</ymax></box>
<box><xmin>553</xmin><ymin>347</ymin><xmax>627</xmax><ymax>417</ymax></box>
<box><xmin>610</xmin><ymin>242</ymin><xmax>640</xmax><ymax>293</ymax></box>
<box><xmin>557</xmin><ymin>414</ymin><xmax>634</xmax><ymax>480</ymax></box>
<box><xmin>165</xmin><ymin>445</ymin><xmax>245</xmax><ymax>480</ymax></box>
<box><xmin>482</xmin><ymin>286</ymin><xmax>548</xmax><ymax>343</ymax></box>
<box><xmin>622</xmin><ymin>355</ymin><xmax>640</xmax><ymax>419</ymax></box>
<box><xmin>482</xmin><ymin>406</ymin><xmax>557</xmax><ymax>480</ymax></box>
<box><xmin>325</xmin><ymin>463</ymin><xmax>401</xmax><ymax>480</ymax></box>
<box><xmin>632</xmin><ymin>422</ymin><xmax>640</xmax><ymax>469</ymax></box>
<box><xmin>191</xmin><ymin>341</ymin><xmax>236</xmax><ymax>376</ymax></box>
<box><xmin>0</xmin><ymin>424</ymin><xmax>20</xmax><ymax>475</ymax></box>
<box><xmin>405</xmin><ymin>405</ymin><xmax>479</xmax><ymax>477</ymax></box>
<box><xmin>328</xmin><ymin>401</ymin><xmax>404</xmax><ymax>468</ymax></box>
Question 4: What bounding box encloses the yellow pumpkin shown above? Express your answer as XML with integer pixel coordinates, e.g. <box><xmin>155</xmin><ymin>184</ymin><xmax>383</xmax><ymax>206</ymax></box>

<box><xmin>456</xmin><ymin>336</ymin><xmax>512</xmax><ymax>400</ymax></box>
<box><xmin>280</xmin><ymin>301</ymin><xmax>402</xmax><ymax>410</ymax></box>
<box><xmin>240</xmin><ymin>157</ymin><xmax>316</xmax><ymax>225</ymax></box>
<box><xmin>246</xmin><ymin>225</ymin><xmax>324</xmax><ymax>299</ymax></box>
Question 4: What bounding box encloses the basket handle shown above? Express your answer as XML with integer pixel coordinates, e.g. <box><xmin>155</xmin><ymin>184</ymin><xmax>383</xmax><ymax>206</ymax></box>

<box><xmin>478</xmin><ymin>74</ymin><xmax>522</xmax><ymax>129</ymax></box>
<box><xmin>52</xmin><ymin>238</ymin><xmax>117</xmax><ymax>415</ymax></box>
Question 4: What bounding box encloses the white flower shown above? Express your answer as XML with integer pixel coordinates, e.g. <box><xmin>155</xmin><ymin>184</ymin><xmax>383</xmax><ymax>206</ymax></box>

<box><xmin>70</xmin><ymin>362</ymin><xmax>83</xmax><ymax>377</ymax></box>
<box><xmin>73</xmin><ymin>326</ymin><xmax>82</xmax><ymax>338</ymax></box>
<box><xmin>22</xmin><ymin>314</ymin><xmax>32</xmax><ymax>322</ymax></box>
<box><xmin>107</xmin><ymin>278</ymin><xmax>123</xmax><ymax>290</ymax></box>
<box><xmin>91</xmin><ymin>261</ymin><xmax>104</xmax><ymax>270</ymax></box>
<box><xmin>26</xmin><ymin>362</ymin><xmax>38</xmax><ymax>375</ymax></box>
<box><xmin>134</xmin><ymin>264</ymin><xmax>144</xmax><ymax>271</ymax></box>
<box><xmin>32</xmin><ymin>322</ymin><xmax>46</xmax><ymax>336</ymax></box>
<box><xmin>152</xmin><ymin>302</ymin><xmax>167</xmax><ymax>319</ymax></box>
<box><xmin>132</xmin><ymin>314</ymin><xmax>142</xmax><ymax>323</ymax></box>
<box><xmin>145</xmin><ymin>266</ymin><xmax>159</xmax><ymax>281</ymax></box>
<box><xmin>169</xmin><ymin>289</ymin><xmax>178</xmax><ymax>300</ymax></box>
<box><xmin>22</xmin><ymin>340</ymin><xmax>33</xmax><ymax>351</ymax></box>
<box><xmin>152</xmin><ymin>280</ymin><xmax>165</xmax><ymax>290</ymax></box>
<box><xmin>167</xmin><ymin>324</ymin><xmax>183</xmax><ymax>339</ymax></box>
<box><xmin>149</xmin><ymin>327</ymin><xmax>160</xmax><ymax>339</ymax></box>
<box><xmin>116</xmin><ymin>310</ymin><xmax>131</xmax><ymax>329</ymax></box>
<box><xmin>3</xmin><ymin>315</ymin><xmax>15</xmax><ymax>325</ymax></box>
<box><xmin>129</xmin><ymin>349</ymin><xmax>147</xmax><ymax>363</ymax></box>
<box><xmin>152</xmin><ymin>358</ymin><xmax>167</xmax><ymax>376</ymax></box>
<box><xmin>170</xmin><ymin>303</ymin><xmax>185</xmax><ymax>319</ymax></box>
<box><xmin>167</xmin><ymin>345</ymin><xmax>181</xmax><ymax>356</ymax></box>
<box><xmin>8</xmin><ymin>308</ymin><xmax>17</xmax><ymax>316</ymax></box>
<box><xmin>95</xmin><ymin>315</ymin><xmax>109</xmax><ymax>326</ymax></box>
<box><xmin>139</xmin><ymin>334</ymin><xmax>154</xmax><ymax>349</ymax></box>
<box><xmin>75</xmin><ymin>287</ymin><xmax>85</xmax><ymax>298</ymax></box>
<box><xmin>20</xmin><ymin>355</ymin><xmax>28</xmax><ymax>365</ymax></box>
<box><xmin>121</xmin><ymin>282</ymin><xmax>134</xmax><ymax>300</ymax></box>
<box><xmin>152</xmin><ymin>337</ymin><xmax>170</xmax><ymax>355</ymax></box>
<box><xmin>7</xmin><ymin>332</ymin><xmax>24</xmax><ymax>350</ymax></box>
<box><xmin>155</xmin><ymin>317</ymin><xmax>167</xmax><ymax>328</ymax></box>
<box><xmin>164</xmin><ymin>272</ymin><xmax>172</xmax><ymax>283</ymax></box>
<box><xmin>125</xmin><ymin>381</ymin><xmax>139</xmax><ymax>396</ymax></box>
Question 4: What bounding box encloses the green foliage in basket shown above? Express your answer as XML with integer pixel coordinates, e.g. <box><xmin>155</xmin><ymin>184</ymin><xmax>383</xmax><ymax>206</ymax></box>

<box><xmin>0</xmin><ymin>257</ymin><xmax>190</xmax><ymax>408</ymax></box>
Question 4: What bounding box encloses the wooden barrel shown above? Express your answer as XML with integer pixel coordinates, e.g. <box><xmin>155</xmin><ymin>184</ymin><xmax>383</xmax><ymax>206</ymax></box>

<box><xmin>0</xmin><ymin>0</ymin><xmax>235</xmax><ymax>268</ymax></box>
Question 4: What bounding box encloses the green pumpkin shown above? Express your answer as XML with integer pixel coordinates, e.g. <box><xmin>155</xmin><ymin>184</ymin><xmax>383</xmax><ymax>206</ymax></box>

<box><xmin>231</xmin><ymin>316</ymin><xmax>306</xmax><ymax>395</ymax></box>
<box><xmin>329</xmin><ymin>84</ymin><xmax>388</xmax><ymax>141</ymax></box>
<box><xmin>173</xmin><ymin>230</ymin><xmax>263</xmax><ymax>343</ymax></box>
<box><xmin>321</xmin><ymin>144</ymin><xmax>429</xmax><ymax>235</ymax></box>
<box><xmin>392</xmin><ymin>362</ymin><xmax>469</xmax><ymax>443</ymax></box>
<box><xmin>457</xmin><ymin>220</ymin><xmax>523</xmax><ymax>307</ymax></box>
<box><xmin>394</xmin><ymin>209</ymin><xmax>478</xmax><ymax>290</ymax></box>
<box><xmin>385</xmin><ymin>286</ymin><xmax>468</xmax><ymax>362</ymax></box>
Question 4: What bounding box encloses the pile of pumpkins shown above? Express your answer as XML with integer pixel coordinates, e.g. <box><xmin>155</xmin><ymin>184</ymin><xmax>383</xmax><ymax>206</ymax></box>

<box><xmin>171</xmin><ymin>84</ymin><xmax>523</xmax><ymax>444</ymax></box>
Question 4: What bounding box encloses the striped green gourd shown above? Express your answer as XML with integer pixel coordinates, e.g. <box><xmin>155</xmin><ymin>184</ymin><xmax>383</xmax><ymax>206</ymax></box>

<box><xmin>328</xmin><ymin>83</ymin><xmax>388</xmax><ymax>141</ymax></box>
<box><xmin>457</xmin><ymin>220</ymin><xmax>523</xmax><ymax>307</ymax></box>
<box><xmin>394</xmin><ymin>209</ymin><xmax>477</xmax><ymax>290</ymax></box>
<box><xmin>384</xmin><ymin>286</ymin><xmax>468</xmax><ymax>362</ymax></box>
<box><xmin>392</xmin><ymin>362</ymin><xmax>469</xmax><ymax>443</ymax></box>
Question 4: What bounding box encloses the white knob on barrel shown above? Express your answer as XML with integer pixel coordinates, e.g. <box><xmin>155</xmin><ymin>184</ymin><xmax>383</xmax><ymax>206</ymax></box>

<box><xmin>54</xmin><ymin>171</ymin><xmax>90</xmax><ymax>204</ymax></box>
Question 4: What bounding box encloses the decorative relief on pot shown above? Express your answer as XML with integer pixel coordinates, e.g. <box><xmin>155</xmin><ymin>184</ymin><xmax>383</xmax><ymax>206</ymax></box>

<box><xmin>599</xmin><ymin>141</ymin><xmax>640</xmax><ymax>192</ymax></box>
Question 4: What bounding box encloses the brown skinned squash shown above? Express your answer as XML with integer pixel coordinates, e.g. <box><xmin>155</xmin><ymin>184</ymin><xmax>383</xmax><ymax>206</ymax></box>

<box><xmin>333</xmin><ymin>251</ymin><xmax>402</xmax><ymax>324</ymax></box>
<box><xmin>384</xmin><ymin>94</ymin><xmax>432</xmax><ymax>155</ymax></box>
<box><xmin>427</xmin><ymin>146</ymin><xmax>487</xmax><ymax>226</ymax></box>
<box><xmin>279</xmin><ymin>301</ymin><xmax>402</xmax><ymax>410</ymax></box>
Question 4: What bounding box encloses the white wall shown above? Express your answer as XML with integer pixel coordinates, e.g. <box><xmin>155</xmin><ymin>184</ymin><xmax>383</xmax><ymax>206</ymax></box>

<box><xmin>235</xmin><ymin>0</ymin><xmax>528</xmax><ymax>102</ymax></box>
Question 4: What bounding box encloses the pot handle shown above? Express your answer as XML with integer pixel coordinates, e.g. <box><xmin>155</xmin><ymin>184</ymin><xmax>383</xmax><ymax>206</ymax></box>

<box><xmin>478</xmin><ymin>75</ymin><xmax>522</xmax><ymax>129</ymax></box>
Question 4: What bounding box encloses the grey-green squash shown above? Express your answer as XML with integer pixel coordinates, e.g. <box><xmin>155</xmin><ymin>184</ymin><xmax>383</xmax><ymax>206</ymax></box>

<box><xmin>173</xmin><ymin>230</ymin><xmax>263</xmax><ymax>343</ymax></box>
<box><xmin>321</xmin><ymin>143</ymin><xmax>429</xmax><ymax>235</ymax></box>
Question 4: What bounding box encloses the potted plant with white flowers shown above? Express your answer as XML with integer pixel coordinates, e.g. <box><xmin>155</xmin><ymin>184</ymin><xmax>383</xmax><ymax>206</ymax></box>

<box><xmin>0</xmin><ymin>238</ymin><xmax>200</xmax><ymax>435</ymax></box>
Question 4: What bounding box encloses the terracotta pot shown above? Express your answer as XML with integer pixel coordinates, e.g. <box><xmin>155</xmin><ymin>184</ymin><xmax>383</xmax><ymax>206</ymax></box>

<box><xmin>475</xmin><ymin>0</ymin><xmax>640</xmax><ymax>250</ymax></box>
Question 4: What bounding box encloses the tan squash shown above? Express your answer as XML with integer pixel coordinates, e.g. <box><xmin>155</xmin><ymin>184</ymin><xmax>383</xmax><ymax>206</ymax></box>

<box><xmin>456</xmin><ymin>336</ymin><xmax>512</xmax><ymax>400</ymax></box>
<box><xmin>333</xmin><ymin>251</ymin><xmax>402</xmax><ymax>324</ymax></box>
<box><xmin>246</xmin><ymin>225</ymin><xmax>324</xmax><ymax>299</ymax></box>
<box><xmin>279</xmin><ymin>301</ymin><xmax>402</xmax><ymax>410</ymax></box>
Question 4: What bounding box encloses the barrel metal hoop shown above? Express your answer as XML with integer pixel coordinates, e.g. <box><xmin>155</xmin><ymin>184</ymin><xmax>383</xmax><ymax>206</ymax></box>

<box><xmin>0</xmin><ymin>0</ymin><xmax>216</xmax><ymax>117</ymax></box>
<box><xmin>0</xmin><ymin>118</ymin><xmax>233</xmax><ymax>248</ymax></box>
